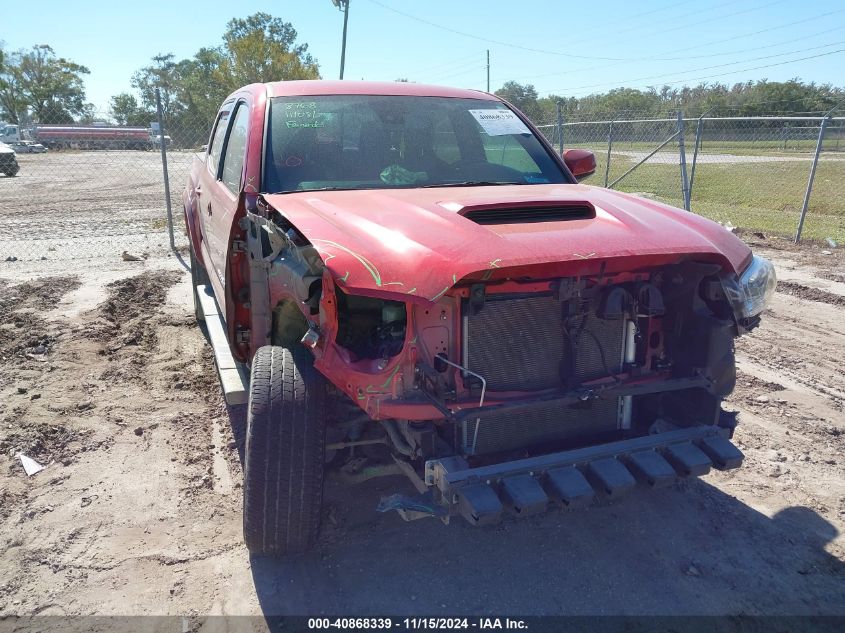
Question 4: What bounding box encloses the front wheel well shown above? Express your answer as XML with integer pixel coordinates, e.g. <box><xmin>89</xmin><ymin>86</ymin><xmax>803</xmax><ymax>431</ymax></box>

<box><xmin>271</xmin><ymin>299</ymin><xmax>309</xmax><ymax>348</ymax></box>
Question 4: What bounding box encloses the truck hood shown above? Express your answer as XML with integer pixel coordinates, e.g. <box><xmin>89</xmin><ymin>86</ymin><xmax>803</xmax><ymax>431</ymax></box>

<box><xmin>261</xmin><ymin>184</ymin><xmax>751</xmax><ymax>302</ymax></box>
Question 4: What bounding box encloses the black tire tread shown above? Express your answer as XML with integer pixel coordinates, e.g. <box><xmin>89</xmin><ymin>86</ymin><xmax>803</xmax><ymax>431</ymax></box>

<box><xmin>243</xmin><ymin>346</ymin><xmax>326</xmax><ymax>556</ymax></box>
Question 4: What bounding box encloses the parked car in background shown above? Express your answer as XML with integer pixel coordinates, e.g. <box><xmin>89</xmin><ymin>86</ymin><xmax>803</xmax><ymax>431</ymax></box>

<box><xmin>10</xmin><ymin>140</ymin><xmax>47</xmax><ymax>154</ymax></box>
<box><xmin>0</xmin><ymin>143</ymin><xmax>19</xmax><ymax>176</ymax></box>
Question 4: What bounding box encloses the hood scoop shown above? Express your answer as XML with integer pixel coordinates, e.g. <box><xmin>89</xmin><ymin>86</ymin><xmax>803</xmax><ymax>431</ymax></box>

<box><xmin>459</xmin><ymin>202</ymin><xmax>596</xmax><ymax>225</ymax></box>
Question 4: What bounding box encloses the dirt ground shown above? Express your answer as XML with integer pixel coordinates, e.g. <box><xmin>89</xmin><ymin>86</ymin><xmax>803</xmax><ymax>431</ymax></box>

<box><xmin>0</xmin><ymin>229</ymin><xmax>843</xmax><ymax>622</ymax></box>
<box><xmin>0</xmin><ymin>150</ymin><xmax>193</xmax><ymax>264</ymax></box>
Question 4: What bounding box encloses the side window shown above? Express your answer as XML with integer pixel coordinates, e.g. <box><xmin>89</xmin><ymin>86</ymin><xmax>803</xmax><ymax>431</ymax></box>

<box><xmin>432</xmin><ymin>116</ymin><xmax>461</xmax><ymax>165</ymax></box>
<box><xmin>221</xmin><ymin>103</ymin><xmax>250</xmax><ymax>193</ymax></box>
<box><xmin>207</xmin><ymin>107</ymin><xmax>231</xmax><ymax>174</ymax></box>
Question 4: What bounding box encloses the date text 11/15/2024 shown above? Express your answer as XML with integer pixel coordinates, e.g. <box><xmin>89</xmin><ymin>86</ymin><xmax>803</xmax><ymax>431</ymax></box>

<box><xmin>306</xmin><ymin>618</ymin><xmax>529</xmax><ymax>630</ymax></box>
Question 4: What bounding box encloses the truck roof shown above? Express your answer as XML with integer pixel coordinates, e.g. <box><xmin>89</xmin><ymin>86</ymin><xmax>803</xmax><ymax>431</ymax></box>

<box><xmin>264</xmin><ymin>80</ymin><xmax>498</xmax><ymax>101</ymax></box>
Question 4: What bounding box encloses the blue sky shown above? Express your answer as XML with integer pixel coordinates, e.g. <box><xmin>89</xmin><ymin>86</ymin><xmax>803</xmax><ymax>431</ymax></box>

<box><xmin>4</xmin><ymin>0</ymin><xmax>845</xmax><ymax>111</ymax></box>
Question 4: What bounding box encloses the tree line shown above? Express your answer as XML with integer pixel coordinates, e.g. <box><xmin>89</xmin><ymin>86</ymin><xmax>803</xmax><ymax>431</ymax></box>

<box><xmin>3</xmin><ymin>14</ymin><xmax>844</xmax><ymax>142</ymax></box>
<box><xmin>495</xmin><ymin>79</ymin><xmax>845</xmax><ymax>124</ymax></box>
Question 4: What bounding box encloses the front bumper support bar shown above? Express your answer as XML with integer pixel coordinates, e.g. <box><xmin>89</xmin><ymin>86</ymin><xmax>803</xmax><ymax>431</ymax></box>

<box><xmin>425</xmin><ymin>425</ymin><xmax>743</xmax><ymax>525</ymax></box>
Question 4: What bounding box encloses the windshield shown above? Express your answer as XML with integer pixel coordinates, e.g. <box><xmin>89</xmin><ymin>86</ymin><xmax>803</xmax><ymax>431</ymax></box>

<box><xmin>263</xmin><ymin>95</ymin><xmax>568</xmax><ymax>193</ymax></box>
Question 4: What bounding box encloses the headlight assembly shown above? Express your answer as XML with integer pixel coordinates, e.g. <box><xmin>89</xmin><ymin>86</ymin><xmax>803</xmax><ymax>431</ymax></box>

<box><xmin>722</xmin><ymin>255</ymin><xmax>777</xmax><ymax>327</ymax></box>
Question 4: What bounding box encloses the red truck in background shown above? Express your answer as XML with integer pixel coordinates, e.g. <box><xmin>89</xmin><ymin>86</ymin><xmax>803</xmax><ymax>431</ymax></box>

<box><xmin>183</xmin><ymin>80</ymin><xmax>776</xmax><ymax>557</ymax></box>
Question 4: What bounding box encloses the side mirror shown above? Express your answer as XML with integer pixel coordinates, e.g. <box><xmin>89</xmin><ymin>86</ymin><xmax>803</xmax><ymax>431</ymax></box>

<box><xmin>563</xmin><ymin>149</ymin><xmax>596</xmax><ymax>181</ymax></box>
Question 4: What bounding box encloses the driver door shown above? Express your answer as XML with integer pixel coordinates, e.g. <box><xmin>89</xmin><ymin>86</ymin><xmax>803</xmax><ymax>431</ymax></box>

<box><xmin>197</xmin><ymin>100</ymin><xmax>251</xmax><ymax>309</ymax></box>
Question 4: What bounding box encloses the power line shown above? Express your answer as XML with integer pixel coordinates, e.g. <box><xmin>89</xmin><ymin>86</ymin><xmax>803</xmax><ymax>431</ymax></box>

<box><xmin>366</xmin><ymin>0</ymin><xmax>790</xmax><ymax>63</ymax></box>
<box><xmin>668</xmin><ymin>24</ymin><xmax>845</xmax><ymax>61</ymax></box>
<box><xmin>637</xmin><ymin>0</ymin><xmax>790</xmax><ymax>39</ymax></box>
<box><xmin>589</xmin><ymin>0</ymin><xmax>738</xmax><ymax>42</ymax></box>
<box><xmin>431</xmin><ymin>65</ymin><xmax>487</xmax><ymax>82</ymax></box>
<box><xmin>549</xmin><ymin>47</ymin><xmax>845</xmax><ymax>96</ymax></box>
<box><xmin>407</xmin><ymin>52</ymin><xmax>483</xmax><ymax>77</ymax></box>
<box><xmin>364</xmin><ymin>0</ymin><xmax>726</xmax><ymax>62</ymax></box>
<box><xmin>513</xmin><ymin>24</ymin><xmax>845</xmax><ymax>82</ymax></box>
<box><xmin>380</xmin><ymin>0</ymin><xmax>700</xmax><ymax>55</ymax></box>
<box><xmin>427</xmin><ymin>60</ymin><xmax>486</xmax><ymax>80</ymax></box>
<box><xmin>405</xmin><ymin>6</ymin><xmax>845</xmax><ymax>86</ymax></box>
<box><xmin>663</xmin><ymin>7</ymin><xmax>845</xmax><ymax>56</ymax></box>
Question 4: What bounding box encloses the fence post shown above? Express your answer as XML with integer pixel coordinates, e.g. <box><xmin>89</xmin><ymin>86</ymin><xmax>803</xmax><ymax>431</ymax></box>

<box><xmin>794</xmin><ymin>116</ymin><xmax>829</xmax><ymax>243</ymax></box>
<box><xmin>677</xmin><ymin>111</ymin><xmax>690</xmax><ymax>211</ymax></box>
<box><xmin>155</xmin><ymin>88</ymin><xmax>175</xmax><ymax>251</ymax></box>
<box><xmin>688</xmin><ymin>115</ymin><xmax>704</xmax><ymax>206</ymax></box>
<box><xmin>604</xmin><ymin>120</ymin><xmax>614</xmax><ymax>187</ymax></box>
<box><xmin>557</xmin><ymin>103</ymin><xmax>564</xmax><ymax>154</ymax></box>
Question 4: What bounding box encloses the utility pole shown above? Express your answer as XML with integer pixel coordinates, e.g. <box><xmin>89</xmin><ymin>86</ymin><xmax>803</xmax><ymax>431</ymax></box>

<box><xmin>486</xmin><ymin>50</ymin><xmax>490</xmax><ymax>92</ymax></box>
<box><xmin>332</xmin><ymin>0</ymin><xmax>350</xmax><ymax>80</ymax></box>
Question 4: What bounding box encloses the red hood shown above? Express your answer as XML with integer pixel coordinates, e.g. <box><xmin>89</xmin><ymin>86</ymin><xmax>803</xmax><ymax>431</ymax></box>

<box><xmin>261</xmin><ymin>184</ymin><xmax>751</xmax><ymax>302</ymax></box>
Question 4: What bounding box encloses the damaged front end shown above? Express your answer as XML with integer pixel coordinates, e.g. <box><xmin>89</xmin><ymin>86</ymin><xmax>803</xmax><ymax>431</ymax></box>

<box><xmin>243</xmin><ymin>199</ymin><xmax>773</xmax><ymax>526</ymax></box>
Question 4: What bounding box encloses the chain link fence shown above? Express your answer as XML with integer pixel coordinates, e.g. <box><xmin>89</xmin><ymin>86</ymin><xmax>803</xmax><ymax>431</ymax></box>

<box><xmin>536</xmin><ymin>108</ymin><xmax>845</xmax><ymax>243</ymax></box>
<box><xmin>1</xmin><ymin>104</ymin><xmax>843</xmax><ymax>272</ymax></box>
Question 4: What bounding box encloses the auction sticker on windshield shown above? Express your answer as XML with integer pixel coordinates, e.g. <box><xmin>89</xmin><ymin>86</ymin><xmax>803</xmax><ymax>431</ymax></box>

<box><xmin>468</xmin><ymin>109</ymin><xmax>530</xmax><ymax>136</ymax></box>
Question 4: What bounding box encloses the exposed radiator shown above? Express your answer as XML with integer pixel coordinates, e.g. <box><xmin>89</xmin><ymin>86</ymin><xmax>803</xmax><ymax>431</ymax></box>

<box><xmin>461</xmin><ymin>294</ymin><xmax>627</xmax><ymax>455</ymax></box>
<box><xmin>462</xmin><ymin>398</ymin><xmax>624</xmax><ymax>455</ymax></box>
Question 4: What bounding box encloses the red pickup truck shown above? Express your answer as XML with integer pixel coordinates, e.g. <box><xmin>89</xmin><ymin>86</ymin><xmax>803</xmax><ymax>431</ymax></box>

<box><xmin>183</xmin><ymin>80</ymin><xmax>775</xmax><ymax>556</ymax></box>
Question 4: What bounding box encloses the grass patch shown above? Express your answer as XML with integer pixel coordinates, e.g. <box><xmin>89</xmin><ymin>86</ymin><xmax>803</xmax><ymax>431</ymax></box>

<box><xmin>576</xmin><ymin>152</ymin><xmax>845</xmax><ymax>243</ymax></box>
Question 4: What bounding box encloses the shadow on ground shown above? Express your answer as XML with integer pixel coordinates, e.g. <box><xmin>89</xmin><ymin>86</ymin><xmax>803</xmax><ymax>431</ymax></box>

<box><xmin>217</xmin><ymin>389</ymin><xmax>843</xmax><ymax>618</ymax></box>
<box><xmin>217</xmin><ymin>397</ymin><xmax>844</xmax><ymax>618</ymax></box>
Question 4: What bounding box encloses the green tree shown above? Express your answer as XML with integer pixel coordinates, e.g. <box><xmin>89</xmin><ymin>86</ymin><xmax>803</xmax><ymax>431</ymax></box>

<box><xmin>131</xmin><ymin>53</ymin><xmax>181</xmax><ymax>120</ymax></box>
<box><xmin>495</xmin><ymin>81</ymin><xmax>542</xmax><ymax>121</ymax></box>
<box><xmin>110</xmin><ymin>92</ymin><xmax>153</xmax><ymax>126</ymax></box>
<box><xmin>174</xmin><ymin>47</ymin><xmax>229</xmax><ymax>131</ymax></box>
<box><xmin>18</xmin><ymin>45</ymin><xmax>88</xmax><ymax>121</ymax></box>
<box><xmin>216</xmin><ymin>13</ymin><xmax>319</xmax><ymax>87</ymax></box>
<box><xmin>77</xmin><ymin>103</ymin><xmax>109</xmax><ymax>124</ymax></box>
<box><xmin>0</xmin><ymin>44</ymin><xmax>27</xmax><ymax>123</ymax></box>
<box><xmin>127</xmin><ymin>14</ymin><xmax>322</xmax><ymax>145</ymax></box>
<box><xmin>0</xmin><ymin>45</ymin><xmax>88</xmax><ymax>123</ymax></box>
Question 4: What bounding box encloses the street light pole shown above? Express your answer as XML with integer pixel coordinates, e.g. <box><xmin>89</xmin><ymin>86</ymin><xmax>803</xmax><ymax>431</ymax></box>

<box><xmin>332</xmin><ymin>0</ymin><xmax>350</xmax><ymax>80</ymax></box>
<box><xmin>486</xmin><ymin>50</ymin><xmax>490</xmax><ymax>92</ymax></box>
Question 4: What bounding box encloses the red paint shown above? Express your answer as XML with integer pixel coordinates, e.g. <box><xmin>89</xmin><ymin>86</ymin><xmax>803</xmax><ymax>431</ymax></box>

<box><xmin>266</xmin><ymin>80</ymin><xmax>500</xmax><ymax>100</ymax></box>
<box><xmin>261</xmin><ymin>184</ymin><xmax>751</xmax><ymax>303</ymax></box>
<box><xmin>183</xmin><ymin>80</ymin><xmax>754</xmax><ymax>412</ymax></box>
<box><xmin>563</xmin><ymin>149</ymin><xmax>597</xmax><ymax>180</ymax></box>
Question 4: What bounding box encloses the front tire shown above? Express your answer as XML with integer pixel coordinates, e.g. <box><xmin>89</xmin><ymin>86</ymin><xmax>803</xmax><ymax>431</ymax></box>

<box><xmin>243</xmin><ymin>346</ymin><xmax>327</xmax><ymax>557</ymax></box>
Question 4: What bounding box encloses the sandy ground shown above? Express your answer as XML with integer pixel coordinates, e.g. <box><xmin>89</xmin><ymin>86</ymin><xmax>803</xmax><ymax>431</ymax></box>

<box><xmin>0</xmin><ymin>150</ymin><xmax>843</xmax><ymax>624</ymax></box>
<box><xmin>0</xmin><ymin>232</ymin><xmax>842</xmax><ymax>624</ymax></box>
<box><xmin>0</xmin><ymin>150</ymin><xmax>193</xmax><ymax>264</ymax></box>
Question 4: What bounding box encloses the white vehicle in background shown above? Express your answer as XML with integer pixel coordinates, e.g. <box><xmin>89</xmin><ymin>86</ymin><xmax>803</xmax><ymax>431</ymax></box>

<box><xmin>0</xmin><ymin>123</ymin><xmax>22</xmax><ymax>144</ymax></box>
<box><xmin>10</xmin><ymin>140</ymin><xmax>48</xmax><ymax>154</ymax></box>
<box><xmin>0</xmin><ymin>142</ymin><xmax>20</xmax><ymax>176</ymax></box>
